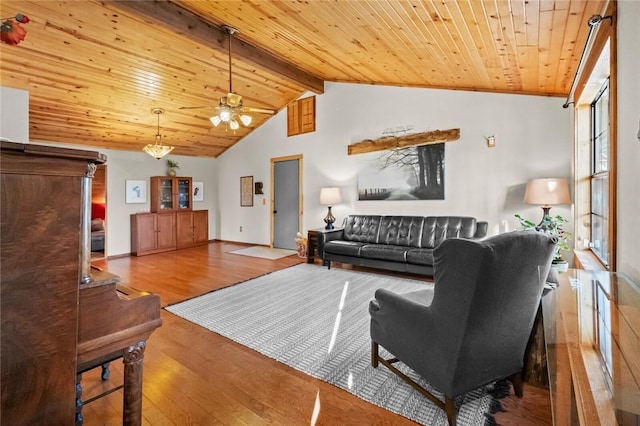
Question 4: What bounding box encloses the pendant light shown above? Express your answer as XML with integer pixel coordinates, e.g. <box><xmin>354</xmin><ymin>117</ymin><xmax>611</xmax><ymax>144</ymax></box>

<box><xmin>143</xmin><ymin>108</ymin><xmax>174</xmax><ymax>159</ymax></box>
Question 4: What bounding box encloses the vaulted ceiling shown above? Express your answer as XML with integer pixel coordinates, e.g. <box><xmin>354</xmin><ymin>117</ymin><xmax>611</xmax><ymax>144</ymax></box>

<box><xmin>0</xmin><ymin>0</ymin><xmax>606</xmax><ymax>157</ymax></box>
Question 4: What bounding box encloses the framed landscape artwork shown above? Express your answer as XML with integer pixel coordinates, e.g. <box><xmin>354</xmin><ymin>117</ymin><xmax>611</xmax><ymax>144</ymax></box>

<box><xmin>357</xmin><ymin>144</ymin><xmax>445</xmax><ymax>201</ymax></box>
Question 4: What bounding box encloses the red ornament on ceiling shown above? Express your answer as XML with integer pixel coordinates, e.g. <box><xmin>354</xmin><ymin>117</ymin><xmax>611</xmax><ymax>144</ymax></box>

<box><xmin>1</xmin><ymin>13</ymin><xmax>30</xmax><ymax>46</ymax></box>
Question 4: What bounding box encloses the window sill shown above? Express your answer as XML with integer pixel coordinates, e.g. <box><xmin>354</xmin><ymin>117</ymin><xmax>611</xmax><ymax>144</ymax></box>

<box><xmin>573</xmin><ymin>250</ymin><xmax>608</xmax><ymax>271</ymax></box>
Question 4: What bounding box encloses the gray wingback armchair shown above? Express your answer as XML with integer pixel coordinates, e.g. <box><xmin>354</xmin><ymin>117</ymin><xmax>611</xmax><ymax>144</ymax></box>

<box><xmin>369</xmin><ymin>230</ymin><xmax>556</xmax><ymax>426</ymax></box>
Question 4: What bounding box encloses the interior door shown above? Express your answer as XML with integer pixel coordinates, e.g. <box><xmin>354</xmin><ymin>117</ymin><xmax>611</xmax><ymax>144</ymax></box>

<box><xmin>272</xmin><ymin>157</ymin><xmax>301</xmax><ymax>250</ymax></box>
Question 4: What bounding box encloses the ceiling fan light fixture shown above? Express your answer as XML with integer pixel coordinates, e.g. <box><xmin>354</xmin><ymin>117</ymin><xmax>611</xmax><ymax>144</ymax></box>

<box><xmin>219</xmin><ymin>108</ymin><xmax>232</xmax><ymax>122</ymax></box>
<box><xmin>229</xmin><ymin>119</ymin><xmax>240</xmax><ymax>130</ymax></box>
<box><xmin>210</xmin><ymin>115</ymin><xmax>222</xmax><ymax>126</ymax></box>
<box><xmin>240</xmin><ymin>114</ymin><xmax>252</xmax><ymax>126</ymax></box>
<box><xmin>143</xmin><ymin>108</ymin><xmax>174</xmax><ymax>160</ymax></box>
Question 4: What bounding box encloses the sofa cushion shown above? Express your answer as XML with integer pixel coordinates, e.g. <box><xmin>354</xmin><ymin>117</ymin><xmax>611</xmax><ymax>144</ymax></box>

<box><xmin>421</xmin><ymin>217</ymin><xmax>477</xmax><ymax>248</ymax></box>
<box><xmin>323</xmin><ymin>240</ymin><xmax>366</xmax><ymax>257</ymax></box>
<box><xmin>91</xmin><ymin>218</ymin><xmax>104</xmax><ymax>232</ymax></box>
<box><xmin>406</xmin><ymin>248</ymin><xmax>435</xmax><ymax>266</ymax></box>
<box><xmin>343</xmin><ymin>215</ymin><xmax>382</xmax><ymax>243</ymax></box>
<box><xmin>378</xmin><ymin>216</ymin><xmax>424</xmax><ymax>248</ymax></box>
<box><xmin>360</xmin><ymin>244</ymin><xmax>408</xmax><ymax>262</ymax></box>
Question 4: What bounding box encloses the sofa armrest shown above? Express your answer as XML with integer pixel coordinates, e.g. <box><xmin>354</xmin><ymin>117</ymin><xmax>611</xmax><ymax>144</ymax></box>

<box><xmin>317</xmin><ymin>228</ymin><xmax>345</xmax><ymax>258</ymax></box>
<box><xmin>473</xmin><ymin>221</ymin><xmax>488</xmax><ymax>239</ymax></box>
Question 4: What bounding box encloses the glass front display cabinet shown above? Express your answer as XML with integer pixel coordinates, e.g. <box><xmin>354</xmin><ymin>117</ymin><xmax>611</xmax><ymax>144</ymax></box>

<box><xmin>150</xmin><ymin>176</ymin><xmax>192</xmax><ymax>212</ymax></box>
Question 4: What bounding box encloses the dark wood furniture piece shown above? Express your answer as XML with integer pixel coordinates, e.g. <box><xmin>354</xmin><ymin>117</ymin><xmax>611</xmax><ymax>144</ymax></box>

<box><xmin>542</xmin><ymin>269</ymin><xmax>640</xmax><ymax>425</ymax></box>
<box><xmin>1</xmin><ymin>142</ymin><xmax>161</xmax><ymax>426</ymax></box>
<box><xmin>77</xmin><ymin>270</ymin><xmax>161</xmax><ymax>425</ymax></box>
<box><xmin>1</xmin><ymin>142</ymin><xmax>105</xmax><ymax>424</ymax></box>
<box><xmin>150</xmin><ymin>176</ymin><xmax>192</xmax><ymax>212</ymax></box>
<box><xmin>306</xmin><ymin>227</ymin><xmax>342</xmax><ymax>264</ymax></box>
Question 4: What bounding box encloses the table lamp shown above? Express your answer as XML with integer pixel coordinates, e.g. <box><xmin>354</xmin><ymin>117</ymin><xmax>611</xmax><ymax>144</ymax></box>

<box><xmin>319</xmin><ymin>187</ymin><xmax>342</xmax><ymax>229</ymax></box>
<box><xmin>524</xmin><ymin>178</ymin><xmax>571</xmax><ymax>231</ymax></box>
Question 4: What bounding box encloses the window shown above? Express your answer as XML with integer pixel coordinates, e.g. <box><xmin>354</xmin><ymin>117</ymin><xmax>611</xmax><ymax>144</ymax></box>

<box><xmin>590</xmin><ymin>79</ymin><xmax>610</xmax><ymax>267</ymax></box>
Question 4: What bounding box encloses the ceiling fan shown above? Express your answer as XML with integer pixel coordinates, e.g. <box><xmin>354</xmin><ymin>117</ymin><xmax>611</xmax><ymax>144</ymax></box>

<box><xmin>180</xmin><ymin>26</ymin><xmax>276</xmax><ymax>130</ymax></box>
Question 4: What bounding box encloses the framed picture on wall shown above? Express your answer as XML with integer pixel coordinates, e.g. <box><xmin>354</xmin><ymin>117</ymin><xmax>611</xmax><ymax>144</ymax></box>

<box><xmin>193</xmin><ymin>181</ymin><xmax>204</xmax><ymax>202</ymax></box>
<box><xmin>125</xmin><ymin>180</ymin><xmax>147</xmax><ymax>204</ymax></box>
<box><xmin>240</xmin><ymin>176</ymin><xmax>253</xmax><ymax>207</ymax></box>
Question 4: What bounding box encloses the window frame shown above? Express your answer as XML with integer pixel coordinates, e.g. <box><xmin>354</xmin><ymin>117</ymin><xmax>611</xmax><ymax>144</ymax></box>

<box><xmin>589</xmin><ymin>79</ymin><xmax>611</xmax><ymax>268</ymax></box>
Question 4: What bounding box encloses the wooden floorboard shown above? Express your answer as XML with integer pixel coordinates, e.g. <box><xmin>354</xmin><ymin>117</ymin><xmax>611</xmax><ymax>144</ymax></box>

<box><xmin>82</xmin><ymin>241</ymin><xmax>551</xmax><ymax>425</ymax></box>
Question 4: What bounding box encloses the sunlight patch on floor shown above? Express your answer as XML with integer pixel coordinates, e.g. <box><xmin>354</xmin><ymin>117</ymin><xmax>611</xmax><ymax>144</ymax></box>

<box><xmin>327</xmin><ymin>280</ymin><xmax>350</xmax><ymax>354</ymax></box>
<box><xmin>310</xmin><ymin>390</ymin><xmax>321</xmax><ymax>426</ymax></box>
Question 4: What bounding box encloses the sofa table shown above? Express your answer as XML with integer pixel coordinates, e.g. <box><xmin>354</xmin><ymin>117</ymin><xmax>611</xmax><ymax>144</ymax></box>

<box><xmin>307</xmin><ymin>227</ymin><xmax>343</xmax><ymax>264</ymax></box>
<box><xmin>542</xmin><ymin>269</ymin><xmax>640</xmax><ymax>425</ymax></box>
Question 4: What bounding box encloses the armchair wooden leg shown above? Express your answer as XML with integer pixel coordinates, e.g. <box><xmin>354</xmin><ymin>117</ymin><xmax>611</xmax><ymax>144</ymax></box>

<box><xmin>445</xmin><ymin>396</ymin><xmax>456</xmax><ymax>426</ymax></box>
<box><xmin>371</xmin><ymin>341</ymin><xmax>379</xmax><ymax>368</ymax></box>
<box><xmin>510</xmin><ymin>371</ymin><xmax>524</xmax><ymax>398</ymax></box>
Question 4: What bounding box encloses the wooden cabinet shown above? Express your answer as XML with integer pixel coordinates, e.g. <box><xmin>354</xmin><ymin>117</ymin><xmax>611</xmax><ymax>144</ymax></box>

<box><xmin>176</xmin><ymin>210</ymin><xmax>209</xmax><ymax>249</ymax></box>
<box><xmin>1</xmin><ymin>142</ymin><xmax>105</xmax><ymax>424</ymax></box>
<box><xmin>131</xmin><ymin>210</ymin><xmax>208</xmax><ymax>255</ymax></box>
<box><xmin>150</xmin><ymin>176</ymin><xmax>192</xmax><ymax>212</ymax></box>
<box><xmin>130</xmin><ymin>212</ymin><xmax>176</xmax><ymax>256</ymax></box>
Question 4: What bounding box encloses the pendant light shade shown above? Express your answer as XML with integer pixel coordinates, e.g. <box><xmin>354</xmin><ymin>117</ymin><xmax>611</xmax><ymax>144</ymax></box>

<box><xmin>143</xmin><ymin>108</ymin><xmax>174</xmax><ymax>160</ymax></box>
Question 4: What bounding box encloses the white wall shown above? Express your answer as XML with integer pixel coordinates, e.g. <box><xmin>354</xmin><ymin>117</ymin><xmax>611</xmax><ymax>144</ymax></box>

<box><xmin>616</xmin><ymin>0</ymin><xmax>640</xmax><ymax>283</ymax></box>
<box><xmin>0</xmin><ymin>86</ymin><xmax>29</xmax><ymax>142</ymax></box>
<box><xmin>218</xmin><ymin>83</ymin><xmax>573</xmax><ymax>249</ymax></box>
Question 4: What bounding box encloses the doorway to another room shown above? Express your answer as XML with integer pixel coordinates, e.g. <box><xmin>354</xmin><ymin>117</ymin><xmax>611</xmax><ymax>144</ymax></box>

<box><xmin>91</xmin><ymin>164</ymin><xmax>107</xmax><ymax>260</ymax></box>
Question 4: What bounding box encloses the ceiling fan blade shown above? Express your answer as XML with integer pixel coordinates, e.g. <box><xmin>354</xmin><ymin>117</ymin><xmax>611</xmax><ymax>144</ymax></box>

<box><xmin>245</xmin><ymin>107</ymin><xmax>277</xmax><ymax>115</ymax></box>
<box><xmin>178</xmin><ymin>106</ymin><xmax>212</xmax><ymax>110</ymax></box>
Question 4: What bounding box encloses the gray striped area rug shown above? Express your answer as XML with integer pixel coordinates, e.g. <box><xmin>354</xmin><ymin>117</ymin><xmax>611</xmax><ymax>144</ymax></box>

<box><xmin>166</xmin><ymin>264</ymin><xmax>499</xmax><ymax>425</ymax></box>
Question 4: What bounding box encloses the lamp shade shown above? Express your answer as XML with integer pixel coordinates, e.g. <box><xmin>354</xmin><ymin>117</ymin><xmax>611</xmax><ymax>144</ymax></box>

<box><xmin>319</xmin><ymin>187</ymin><xmax>342</xmax><ymax>206</ymax></box>
<box><xmin>524</xmin><ymin>178</ymin><xmax>571</xmax><ymax>206</ymax></box>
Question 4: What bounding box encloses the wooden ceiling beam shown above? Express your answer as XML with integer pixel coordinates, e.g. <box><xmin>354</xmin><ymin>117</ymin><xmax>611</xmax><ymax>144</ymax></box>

<box><xmin>104</xmin><ymin>0</ymin><xmax>325</xmax><ymax>94</ymax></box>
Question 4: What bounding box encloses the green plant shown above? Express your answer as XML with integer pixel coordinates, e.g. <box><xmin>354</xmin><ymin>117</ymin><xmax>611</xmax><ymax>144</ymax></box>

<box><xmin>167</xmin><ymin>159</ymin><xmax>179</xmax><ymax>169</ymax></box>
<box><xmin>515</xmin><ymin>213</ymin><xmax>572</xmax><ymax>263</ymax></box>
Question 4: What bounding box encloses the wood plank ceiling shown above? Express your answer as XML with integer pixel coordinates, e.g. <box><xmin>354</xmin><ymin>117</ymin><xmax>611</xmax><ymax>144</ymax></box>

<box><xmin>0</xmin><ymin>0</ymin><xmax>607</xmax><ymax>158</ymax></box>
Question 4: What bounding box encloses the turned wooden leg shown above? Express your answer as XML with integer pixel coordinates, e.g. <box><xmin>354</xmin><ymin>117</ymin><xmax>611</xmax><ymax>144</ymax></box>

<box><xmin>445</xmin><ymin>396</ymin><xmax>456</xmax><ymax>426</ymax></box>
<box><xmin>371</xmin><ymin>341</ymin><xmax>379</xmax><ymax>368</ymax></box>
<box><xmin>123</xmin><ymin>341</ymin><xmax>146</xmax><ymax>426</ymax></box>
<box><xmin>510</xmin><ymin>371</ymin><xmax>524</xmax><ymax>398</ymax></box>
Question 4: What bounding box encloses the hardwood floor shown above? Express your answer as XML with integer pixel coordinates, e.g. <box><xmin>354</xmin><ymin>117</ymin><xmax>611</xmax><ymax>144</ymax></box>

<box><xmin>83</xmin><ymin>241</ymin><xmax>551</xmax><ymax>425</ymax></box>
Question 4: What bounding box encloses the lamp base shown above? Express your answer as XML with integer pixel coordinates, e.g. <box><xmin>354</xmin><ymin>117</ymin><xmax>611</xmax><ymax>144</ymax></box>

<box><xmin>537</xmin><ymin>206</ymin><xmax>552</xmax><ymax>232</ymax></box>
<box><xmin>324</xmin><ymin>206</ymin><xmax>335</xmax><ymax>230</ymax></box>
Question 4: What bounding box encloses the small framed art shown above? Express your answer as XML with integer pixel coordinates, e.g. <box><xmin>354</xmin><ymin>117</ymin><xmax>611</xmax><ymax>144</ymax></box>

<box><xmin>125</xmin><ymin>180</ymin><xmax>147</xmax><ymax>204</ymax></box>
<box><xmin>240</xmin><ymin>176</ymin><xmax>253</xmax><ymax>207</ymax></box>
<box><xmin>193</xmin><ymin>181</ymin><xmax>204</xmax><ymax>202</ymax></box>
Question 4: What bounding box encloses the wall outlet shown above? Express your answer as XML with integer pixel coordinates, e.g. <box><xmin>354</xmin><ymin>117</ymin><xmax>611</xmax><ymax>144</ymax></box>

<box><xmin>239</xmin><ymin>226</ymin><xmax>243</xmax><ymax>232</ymax></box>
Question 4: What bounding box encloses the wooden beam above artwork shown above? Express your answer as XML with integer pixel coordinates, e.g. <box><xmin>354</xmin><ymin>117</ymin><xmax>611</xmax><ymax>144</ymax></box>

<box><xmin>348</xmin><ymin>128</ymin><xmax>460</xmax><ymax>155</ymax></box>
